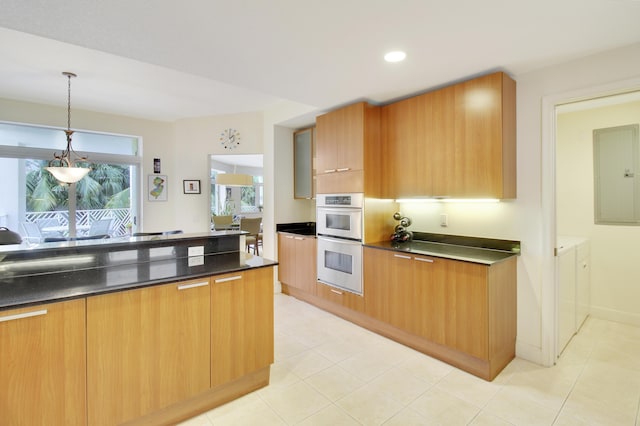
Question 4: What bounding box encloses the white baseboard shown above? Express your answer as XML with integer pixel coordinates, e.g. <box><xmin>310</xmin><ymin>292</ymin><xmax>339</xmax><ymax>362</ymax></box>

<box><xmin>515</xmin><ymin>340</ymin><xmax>548</xmax><ymax>367</ymax></box>
<box><xmin>590</xmin><ymin>306</ymin><xmax>640</xmax><ymax>327</ymax></box>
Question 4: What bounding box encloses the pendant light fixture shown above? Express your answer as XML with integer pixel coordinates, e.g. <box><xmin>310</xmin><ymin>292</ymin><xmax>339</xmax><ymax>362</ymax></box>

<box><xmin>44</xmin><ymin>71</ymin><xmax>90</xmax><ymax>184</ymax></box>
<box><xmin>215</xmin><ymin>165</ymin><xmax>253</xmax><ymax>186</ymax></box>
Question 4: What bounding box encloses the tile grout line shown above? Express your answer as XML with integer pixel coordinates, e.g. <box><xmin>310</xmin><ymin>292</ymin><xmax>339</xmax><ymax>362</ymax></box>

<box><xmin>550</xmin><ymin>322</ymin><xmax>600</xmax><ymax>425</ymax></box>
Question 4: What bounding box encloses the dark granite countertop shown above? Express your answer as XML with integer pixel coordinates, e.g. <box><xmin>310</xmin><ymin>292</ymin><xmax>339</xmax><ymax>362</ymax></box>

<box><xmin>0</xmin><ymin>232</ymin><xmax>276</xmax><ymax>311</ymax></box>
<box><xmin>365</xmin><ymin>233</ymin><xmax>520</xmax><ymax>265</ymax></box>
<box><xmin>276</xmin><ymin>222</ymin><xmax>316</xmax><ymax>236</ymax></box>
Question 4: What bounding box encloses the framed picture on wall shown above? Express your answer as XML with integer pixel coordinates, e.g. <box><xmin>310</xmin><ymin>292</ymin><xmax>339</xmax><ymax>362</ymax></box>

<box><xmin>183</xmin><ymin>179</ymin><xmax>201</xmax><ymax>194</ymax></box>
<box><xmin>148</xmin><ymin>174</ymin><xmax>168</xmax><ymax>201</ymax></box>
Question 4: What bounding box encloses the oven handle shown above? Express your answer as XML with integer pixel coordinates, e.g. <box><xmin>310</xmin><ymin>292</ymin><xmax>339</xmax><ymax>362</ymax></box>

<box><xmin>316</xmin><ymin>207</ymin><xmax>363</xmax><ymax>214</ymax></box>
<box><xmin>317</xmin><ymin>236</ymin><xmax>362</xmax><ymax>246</ymax></box>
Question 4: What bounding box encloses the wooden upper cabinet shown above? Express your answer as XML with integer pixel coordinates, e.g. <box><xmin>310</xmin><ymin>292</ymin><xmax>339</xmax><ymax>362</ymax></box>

<box><xmin>316</xmin><ymin>101</ymin><xmax>381</xmax><ymax>195</ymax></box>
<box><xmin>0</xmin><ymin>299</ymin><xmax>87</xmax><ymax>426</ymax></box>
<box><xmin>382</xmin><ymin>71</ymin><xmax>516</xmax><ymax>199</ymax></box>
<box><xmin>428</xmin><ymin>85</ymin><xmax>456</xmax><ymax>196</ymax></box>
<box><xmin>452</xmin><ymin>71</ymin><xmax>516</xmax><ymax>198</ymax></box>
<box><xmin>381</xmin><ymin>96</ymin><xmax>428</xmax><ymax>198</ymax></box>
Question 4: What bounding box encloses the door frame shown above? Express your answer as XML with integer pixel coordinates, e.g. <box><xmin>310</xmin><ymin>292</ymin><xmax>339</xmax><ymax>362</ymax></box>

<box><xmin>541</xmin><ymin>76</ymin><xmax>640</xmax><ymax>365</ymax></box>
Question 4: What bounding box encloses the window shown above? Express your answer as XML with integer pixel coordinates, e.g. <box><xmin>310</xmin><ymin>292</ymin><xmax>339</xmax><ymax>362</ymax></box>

<box><xmin>0</xmin><ymin>121</ymin><xmax>141</xmax><ymax>240</ymax></box>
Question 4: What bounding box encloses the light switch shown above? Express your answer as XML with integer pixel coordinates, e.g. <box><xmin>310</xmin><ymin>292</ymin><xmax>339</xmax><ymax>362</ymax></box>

<box><xmin>440</xmin><ymin>214</ymin><xmax>448</xmax><ymax>227</ymax></box>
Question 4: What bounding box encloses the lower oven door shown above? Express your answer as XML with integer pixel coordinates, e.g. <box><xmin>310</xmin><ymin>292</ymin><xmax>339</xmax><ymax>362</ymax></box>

<box><xmin>317</xmin><ymin>236</ymin><xmax>362</xmax><ymax>295</ymax></box>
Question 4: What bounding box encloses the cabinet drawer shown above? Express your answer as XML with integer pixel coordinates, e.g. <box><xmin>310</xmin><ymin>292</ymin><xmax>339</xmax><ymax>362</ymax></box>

<box><xmin>316</xmin><ymin>282</ymin><xmax>364</xmax><ymax>312</ymax></box>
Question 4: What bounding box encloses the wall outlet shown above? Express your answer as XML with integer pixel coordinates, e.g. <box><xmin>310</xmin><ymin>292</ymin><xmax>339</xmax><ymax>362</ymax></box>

<box><xmin>188</xmin><ymin>255</ymin><xmax>205</xmax><ymax>267</ymax></box>
<box><xmin>440</xmin><ymin>214</ymin><xmax>448</xmax><ymax>227</ymax></box>
<box><xmin>188</xmin><ymin>246</ymin><xmax>204</xmax><ymax>256</ymax></box>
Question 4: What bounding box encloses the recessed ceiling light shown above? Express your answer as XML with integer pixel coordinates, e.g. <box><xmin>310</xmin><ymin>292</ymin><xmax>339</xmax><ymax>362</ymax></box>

<box><xmin>384</xmin><ymin>51</ymin><xmax>406</xmax><ymax>63</ymax></box>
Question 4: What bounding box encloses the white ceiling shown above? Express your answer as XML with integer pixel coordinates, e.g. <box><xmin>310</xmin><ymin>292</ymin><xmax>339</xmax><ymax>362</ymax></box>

<box><xmin>0</xmin><ymin>0</ymin><xmax>639</xmax><ymax>123</ymax></box>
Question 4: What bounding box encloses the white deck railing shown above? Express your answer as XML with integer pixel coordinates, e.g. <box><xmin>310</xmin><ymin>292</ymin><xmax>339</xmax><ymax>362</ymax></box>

<box><xmin>25</xmin><ymin>209</ymin><xmax>131</xmax><ymax>237</ymax></box>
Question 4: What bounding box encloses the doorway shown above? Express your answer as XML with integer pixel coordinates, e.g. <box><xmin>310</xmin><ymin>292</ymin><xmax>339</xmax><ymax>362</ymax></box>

<box><xmin>548</xmin><ymin>88</ymin><xmax>640</xmax><ymax>361</ymax></box>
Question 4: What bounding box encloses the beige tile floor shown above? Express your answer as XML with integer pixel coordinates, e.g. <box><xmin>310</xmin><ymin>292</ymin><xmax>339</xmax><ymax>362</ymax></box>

<box><xmin>180</xmin><ymin>293</ymin><xmax>640</xmax><ymax>425</ymax></box>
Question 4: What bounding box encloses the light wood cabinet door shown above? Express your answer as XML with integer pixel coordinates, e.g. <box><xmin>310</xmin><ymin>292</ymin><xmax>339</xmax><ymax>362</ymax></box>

<box><xmin>381</xmin><ymin>96</ymin><xmax>428</xmax><ymax>198</ymax></box>
<box><xmin>0</xmin><ymin>299</ymin><xmax>86</xmax><ymax>426</ymax></box>
<box><xmin>442</xmin><ymin>259</ymin><xmax>488</xmax><ymax>358</ymax></box>
<box><xmin>386</xmin><ymin>252</ymin><xmax>416</xmax><ymax>332</ymax></box>
<box><xmin>295</xmin><ymin>235</ymin><xmax>317</xmax><ymax>294</ymax></box>
<box><xmin>278</xmin><ymin>233</ymin><xmax>296</xmax><ymax>287</ymax></box>
<box><xmin>412</xmin><ymin>254</ymin><xmax>447</xmax><ymax>345</ymax></box>
<box><xmin>211</xmin><ymin>267</ymin><xmax>274</xmax><ymax>387</ymax></box>
<box><xmin>278</xmin><ymin>233</ymin><xmax>317</xmax><ymax>295</ymax></box>
<box><xmin>316</xmin><ymin>102</ymin><xmax>365</xmax><ymax>174</ymax></box>
<box><xmin>364</xmin><ymin>247</ymin><xmax>394</xmax><ymax>322</ymax></box>
<box><xmin>428</xmin><ymin>85</ymin><xmax>456</xmax><ymax>196</ymax></box>
<box><xmin>316</xmin><ymin>109</ymin><xmax>339</xmax><ymax>175</ymax></box>
<box><xmin>316</xmin><ymin>101</ymin><xmax>382</xmax><ymax>194</ymax></box>
<box><xmin>453</xmin><ymin>72</ymin><xmax>516</xmax><ymax>198</ymax></box>
<box><xmin>87</xmin><ymin>278</ymin><xmax>211</xmax><ymax>426</ymax></box>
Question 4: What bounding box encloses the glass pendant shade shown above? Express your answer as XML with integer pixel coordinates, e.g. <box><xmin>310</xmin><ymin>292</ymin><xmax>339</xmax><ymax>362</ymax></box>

<box><xmin>45</xmin><ymin>165</ymin><xmax>91</xmax><ymax>184</ymax></box>
<box><xmin>216</xmin><ymin>173</ymin><xmax>253</xmax><ymax>186</ymax></box>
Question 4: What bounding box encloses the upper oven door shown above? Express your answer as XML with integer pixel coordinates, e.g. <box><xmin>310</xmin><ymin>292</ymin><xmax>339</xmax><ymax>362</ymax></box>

<box><xmin>316</xmin><ymin>207</ymin><xmax>363</xmax><ymax>241</ymax></box>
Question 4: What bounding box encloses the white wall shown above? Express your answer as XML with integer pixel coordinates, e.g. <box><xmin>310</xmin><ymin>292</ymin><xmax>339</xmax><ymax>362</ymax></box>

<box><xmin>172</xmin><ymin>112</ymin><xmax>264</xmax><ymax>233</ymax></box>
<box><xmin>262</xmin><ymin>101</ymin><xmax>317</xmax><ymax>261</ymax></box>
<box><xmin>273</xmin><ymin>125</ymin><xmax>315</xmax><ymax>224</ymax></box>
<box><xmin>557</xmin><ymin>101</ymin><xmax>640</xmax><ymax>325</ymax></box>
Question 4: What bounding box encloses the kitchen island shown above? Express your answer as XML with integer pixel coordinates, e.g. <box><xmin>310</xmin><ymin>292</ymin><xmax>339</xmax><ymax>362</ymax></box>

<box><xmin>0</xmin><ymin>232</ymin><xmax>276</xmax><ymax>425</ymax></box>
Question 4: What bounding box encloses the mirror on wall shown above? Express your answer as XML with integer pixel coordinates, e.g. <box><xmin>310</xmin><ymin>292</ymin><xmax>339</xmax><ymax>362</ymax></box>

<box><xmin>210</xmin><ymin>154</ymin><xmax>263</xmax><ymax>228</ymax></box>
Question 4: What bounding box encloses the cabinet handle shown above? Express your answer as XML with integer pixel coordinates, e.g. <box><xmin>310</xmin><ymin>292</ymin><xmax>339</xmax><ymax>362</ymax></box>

<box><xmin>330</xmin><ymin>288</ymin><xmax>343</xmax><ymax>295</ymax></box>
<box><xmin>177</xmin><ymin>281</ymin><xmax>209</xmax><ymax>290</ymax></box>
<box><xmin>0</xmin><ymin>309</ymin><xmax>48</xmax><ymax>323</ymax></box>
<box><xmin>214</xmin><ymin>275</ymin><xmax>242</xmax><ymax>283</ymax></box>
<box><xmin>336</xmin><ymin>167</ymin><xmax>351</xmax><ymax>172</ymax></box>
<box><xmin>414</xmin><ymin>257</ymin><xmax>434</xmax><ymax>263</ymax></box>
<box><xmin>324</xmin><ymin>169</ymin><xmax>337</xmax><ymax>173</ymax></box>
<box><xmin>394</xmin><ymin>254</ymin><xmax>412</xmax><ymax>260</ymax></box>
<box><xmin>285</xmin><ymin>235</ymin><xmax>294</xmax><ymax>239</ymax></box>
<box><xmin>294</xmin><ymin>237</ymin><xmax>304</xmax><ymax>240</ymax></box>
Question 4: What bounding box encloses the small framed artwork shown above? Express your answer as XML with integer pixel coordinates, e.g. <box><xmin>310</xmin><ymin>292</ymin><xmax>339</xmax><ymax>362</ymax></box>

<box><xmin>148</xmin><ymin>174</ymin><xmax>168</xmax><ymax>201</ymax></box>
<box><xmin>183</xmin><ymin>179</ymin><xmax>201</xmax><ymax>194</ymax></box>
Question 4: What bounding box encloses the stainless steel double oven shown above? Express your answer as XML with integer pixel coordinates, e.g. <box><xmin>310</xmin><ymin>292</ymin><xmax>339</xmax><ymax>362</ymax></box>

<box><xmin>316</xmin><ymin>193</ymin><xmax>363</xmax><ymax>295</ymax></box>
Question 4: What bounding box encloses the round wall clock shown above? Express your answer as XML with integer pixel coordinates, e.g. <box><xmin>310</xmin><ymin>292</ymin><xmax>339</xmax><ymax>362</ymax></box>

<box><xmin>220</xmin><ymin>128</ymin><xmax>241</xmax><ymax>150</ymax></box>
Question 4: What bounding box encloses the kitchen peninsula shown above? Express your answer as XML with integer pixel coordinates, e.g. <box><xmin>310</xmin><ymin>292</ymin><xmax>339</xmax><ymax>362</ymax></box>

<box><xmin>0</xmin><ymin>232</ymin><xmax>276</xmax><ymax>425</ymax></box>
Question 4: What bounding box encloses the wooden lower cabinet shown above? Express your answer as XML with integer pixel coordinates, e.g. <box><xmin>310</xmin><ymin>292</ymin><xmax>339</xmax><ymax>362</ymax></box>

<box><xmin>278</xmin><ymin>232</ymin><xmax>317</xmax><ymax>295</ymax></box>
<box><xmin>0</xmin><ymin>299</ymin><xmax>87</xmax><ymax>426</ymax></box>
<box><xmin>86</xmin><ymin>278</ymin><xmax>211</xmax><ymax>426</ymax></box>
<box><xmin>363</xmin><ymin>247</ymin><xmax>516</xmax><ymax>380</ymax></box>
<box><xmin>211</xmin><ymin>268</ymin><xmax>274</xmax><ymax>387</ymax></box>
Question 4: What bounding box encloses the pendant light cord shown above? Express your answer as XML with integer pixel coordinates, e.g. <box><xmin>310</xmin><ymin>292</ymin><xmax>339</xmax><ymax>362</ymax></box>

<box><xmin>67</xmin><ymin>72</ymin><xmax>72</xmax><ymax>131</ymax></box>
